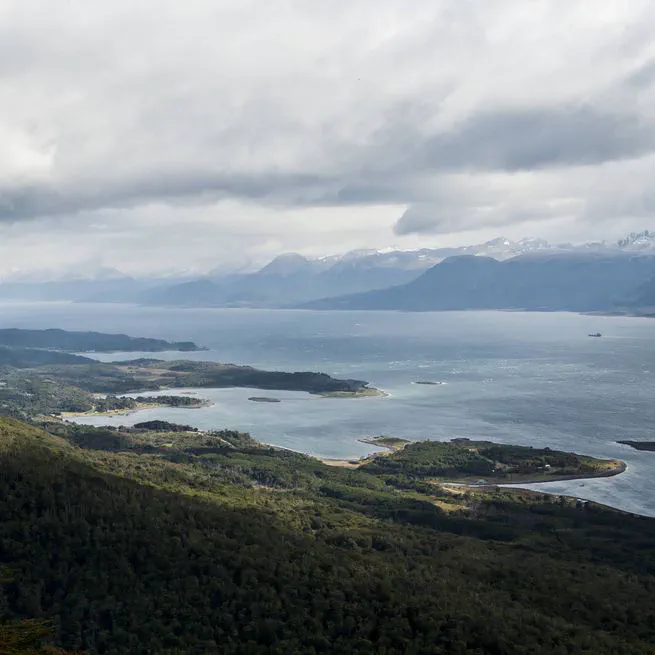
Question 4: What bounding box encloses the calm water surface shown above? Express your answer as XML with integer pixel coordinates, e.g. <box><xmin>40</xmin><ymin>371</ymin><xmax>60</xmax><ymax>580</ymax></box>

<box><xmin>2</xmin><ymin>302</ymin><xmax>654</xmax><ymax>516</ymax></box>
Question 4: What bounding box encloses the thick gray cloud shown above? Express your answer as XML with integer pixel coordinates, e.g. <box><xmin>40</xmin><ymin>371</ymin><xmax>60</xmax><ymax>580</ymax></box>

<box><xmin>394</xmin><ymin>154</ymin><xmax>655</xmax><ymax>238</ymax></box>
<box><xmin>0</xmin><ymin>0</ymin><xmax>655</xmax><ymax>274</ymax></box>
<box><xmin>625</xmin><ymin>58</ymin><xmax>655</xmax><ymax>89</ymax></box>
<box><xmin>419</xmin><ymin>107</ymin><xmax>655</xmax><ymax>172</ymax></box>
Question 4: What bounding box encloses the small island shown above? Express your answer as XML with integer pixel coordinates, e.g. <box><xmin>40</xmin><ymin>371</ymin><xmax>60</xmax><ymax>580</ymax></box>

<box><xmin>617</xmin><ymin>440</ymin><xmax>655</xmax><ymax>451</ymax></box>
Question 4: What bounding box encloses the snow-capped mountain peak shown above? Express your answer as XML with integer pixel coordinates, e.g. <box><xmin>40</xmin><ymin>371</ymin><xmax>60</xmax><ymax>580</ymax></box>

<box><xmin>257</xmin><ymin>253</ymin><xmax>313</xmax><ymax>277</ymax></box>
<box><xmin>617</xmin><ymin>230</ymin><xmax>655</xmax><ymax>250</ymax></box>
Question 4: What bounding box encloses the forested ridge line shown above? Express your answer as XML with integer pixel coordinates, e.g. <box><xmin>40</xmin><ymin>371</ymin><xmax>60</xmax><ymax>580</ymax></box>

<box><xmin>0</xmin><ymin>418</ymin><xmax>654</xmax><ymax>654</ymax></box>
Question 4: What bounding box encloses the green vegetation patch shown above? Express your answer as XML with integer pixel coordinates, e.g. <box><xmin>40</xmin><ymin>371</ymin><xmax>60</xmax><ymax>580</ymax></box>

<box><xmin>361</xmin><ymin>438</ymin><xmax>622</xmax><ymax>482</ymax></box>
<box><xmin>0</xmin><ymin>418</ymin><xmax>653</xmax><ymax>654</ymax></box>
<box><xmin>2</xmin><ymin>359</ymin><xmax>371</xmax><ymax>396</ymax></box>
<box><xmin>359</xmin><ymin>435</ymin><xmax>410</xmax><ymax>451</ymax></box>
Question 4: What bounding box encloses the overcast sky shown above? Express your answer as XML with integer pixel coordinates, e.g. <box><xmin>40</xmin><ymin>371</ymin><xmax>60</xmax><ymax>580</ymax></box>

<box><xmin>1</xmin><ymin>0</ymin><xmax>655</xmax><ymax>277</ymax></box>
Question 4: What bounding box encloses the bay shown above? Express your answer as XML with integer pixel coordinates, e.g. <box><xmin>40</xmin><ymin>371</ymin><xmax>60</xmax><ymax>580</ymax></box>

<box><xmin>2</xmin><ymin>301</ymin><xmax>654</xmax><ymax>516</ymax></box>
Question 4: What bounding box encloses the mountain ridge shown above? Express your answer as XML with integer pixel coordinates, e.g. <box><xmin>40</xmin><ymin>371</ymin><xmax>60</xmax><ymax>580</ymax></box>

<box><xmin>2</xmin><ymin>230</ymin><xmax>655</xmax><ymax>309</ymax></box>
<box><xmin>303</xmin><ymin>250</ymin><xmax>655</xmax><ymax>312</ymax></box>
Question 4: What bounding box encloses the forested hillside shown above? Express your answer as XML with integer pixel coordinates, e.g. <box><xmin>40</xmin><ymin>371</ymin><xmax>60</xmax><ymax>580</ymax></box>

<box><xmin>0</xmin><ymin>418</ymin><xmax>654</xmax><ymax>654</ymax></box>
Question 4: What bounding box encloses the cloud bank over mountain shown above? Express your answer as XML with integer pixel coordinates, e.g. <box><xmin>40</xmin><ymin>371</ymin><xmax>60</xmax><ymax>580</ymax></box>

<box><xmin>1</xmin><ymin>1</ymin><xmax>654</xmax><ymax>275</ymax></box>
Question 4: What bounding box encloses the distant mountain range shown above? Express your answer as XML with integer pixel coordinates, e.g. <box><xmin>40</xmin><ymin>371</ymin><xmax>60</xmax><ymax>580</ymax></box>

<box><xmin>304</xmin><ymin>251</ymin><xmax>655</xmax><ymax>313</ymax></box>
<box><xmin>627</xmin><ymin>274</ymin><xmax>655</xmax><ymax>309</ymax></box>
<box><xmin>2</xmin><ymin>230</ymin><xmax>655</xmax><ymax>313</ymax></box>
<box><xmin>132</xmin><ymin>233</ymin><xmax>655</xmax><ymax>308</ymax></box>
<box><xmin>0</xmin><ymin>276</ymin><xmax>161</xmax><ymax>304</ymax></box>
<box><xmin>135</xmin><ymin>230</ymin><xmax>655</xmax><ymax>310</ymax></box>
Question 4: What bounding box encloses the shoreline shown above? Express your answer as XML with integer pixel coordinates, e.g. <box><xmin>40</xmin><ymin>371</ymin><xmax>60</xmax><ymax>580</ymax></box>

<box><xmin>61</xmin><ymin>384</ymin><xmax>387</xmax><ymax>421</ymax></box>
<box><xmin>315</xmin><ymin>387</ymin><xmax>388</xmax><ymax>398</ymax></box>
<box><xmin>318</xmin><ymin>436</ymin><xmax>408</xmax><ymax>468</ymax></box>
<box><xmin>358</xmin><ymin>436</ymin><xmax>408</xmax><ymax>450</ymax></box>
<box><xmin>62</xmin><ymin>394</ymin><xmax>628</xmax><ymax>495</ymax></box>
<box><xmin>61</xmin><ymin>399</ymin><xmax>212</xmax><ymax>419</ymax></box>
<box><xmin>617</xmin><ymin>440</ymin><xmax>655</xmax><ymax>451</ymax></box>
<box><xmin>495</xmin><ymin>460</ymin><xmax>627</xmax><ymax>485</ymax></box>
<box><xmin>311</xmin><ymin>451</ymin><xmax>633</xmax><ymax>516</ymax></box>
<box><xmin>435</xmin><ymin>460</ymin><xmax>627</xmax><ymax>488</ymax></box>
<box><xmin>61</xmin><ymin>401</ymin><xmax>168</xmax><ymax>418</ymax></box>
<box><xmin>447</xmin><ymin>484</ymin><xmax>643</xmax><ymax>518</ymax></box>
<box><xmin>320</xmin><ymin>441</ymin><xmax>627</xmax><ymax>487</ymax></box>
<box><xmin>55</xmin><ymin>415</ymin><xmax>639</xmax><ymax>515</ymax></box>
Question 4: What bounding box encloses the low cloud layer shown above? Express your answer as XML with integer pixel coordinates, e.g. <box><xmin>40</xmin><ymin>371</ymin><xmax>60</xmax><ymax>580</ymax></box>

<box><xmin>1</xmin><ymin>1</ymin><xmax>654</xmax><ymax>275</ymax></box>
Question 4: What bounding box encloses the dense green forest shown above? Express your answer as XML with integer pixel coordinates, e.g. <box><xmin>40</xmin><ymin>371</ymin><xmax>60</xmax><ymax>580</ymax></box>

<box><xmin>0</xmin><ymin>418</ymin><xmax>654</xmax><ymax>654</ymax></box>
<box><xmin>361</xmin><ymin>438</ymin><xmax>624</xmax><ymax>482</ymax></box>
<box><xmin>0</xmin><ymin>329</ymin><xmax>652</xmax><ymax>653</ymax></box>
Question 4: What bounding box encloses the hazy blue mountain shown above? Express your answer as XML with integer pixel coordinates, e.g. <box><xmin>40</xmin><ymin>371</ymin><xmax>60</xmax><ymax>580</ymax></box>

<box><xmin>317</xmin><ymin>237</ymin><xmax>559</xmax><ymax>276</ymax></box>
<box><xmin>617</xmin><ymin>229</ymin><xmax>655</xmax><ymax>251</ymax></box>
<box><xmin>139</xmin><ymin>253</ymin><xmax>424</xmax><ymax>307</ymax></box>
<box><xmin>0</xmin><ymin>346</ymin><xmax>95</xmax><ymax>367</ymax></box>
<box><xmin>138</xmin><ymin>239</ymin><xmax>566</xmax><ymax>308</ymax></box>
<box><xmin>3</xmin><ymin>231</ymin><xmax>654</xmax><ymax>308</ymax></box>
<box><xmin>303</xmin><ymin>252</ymin><xmax>655</xmax><ymax>312</ymax></box>
<box><xmin>139</xmin><ymin>257</ymin><xmax>327</xmax><ymax>307</ymax></box>
<box><xmin>0</xmin><ymin>328</ymin><xmax>202</xmax><ymax>352</ymax></box>
<box><xmin>255</xmin><ymin>253</ymin><xmax>332</xmax><ymax>277</ymax></box>
<box><xmin>139</xmin><ymin>279</ymin><xmax>226</xmax><ymax>307</ymax></box>
<box><xmin>0</xmin><ymin>277</ymin><xmax>162</xmax><ymax>303</ymax></box>
<box><xmin>623</xmin><ymin>275</ymin><xmax>655</xmax><ymax>310</ymax></box>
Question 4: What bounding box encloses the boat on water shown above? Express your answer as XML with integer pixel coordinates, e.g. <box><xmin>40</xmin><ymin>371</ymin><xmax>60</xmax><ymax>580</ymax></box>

<box><xmin>588</xmin><ymin>332</ymin><xmax>602</xmax><ymax>338</ymax></box>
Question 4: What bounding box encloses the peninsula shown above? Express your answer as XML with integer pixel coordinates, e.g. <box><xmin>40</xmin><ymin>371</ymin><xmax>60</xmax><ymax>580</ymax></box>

<box><xmin>618</xmin><ymin>440</ymin><xmax>655</xmax><ymax>451</ymax></box>
<box><xmin>0</xmin><ymin>327</ymin><xmax>204</xmax><ymax>352</ymax></box>
<box><xmin>322</xmin><ymin>437</ymin><xmax>626</xmax><ymax>486</ymax></box>
<box><xmin>0</xmin><ymin>329</ymin><xmax>382</xmax><ymax>419</ymax></box>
